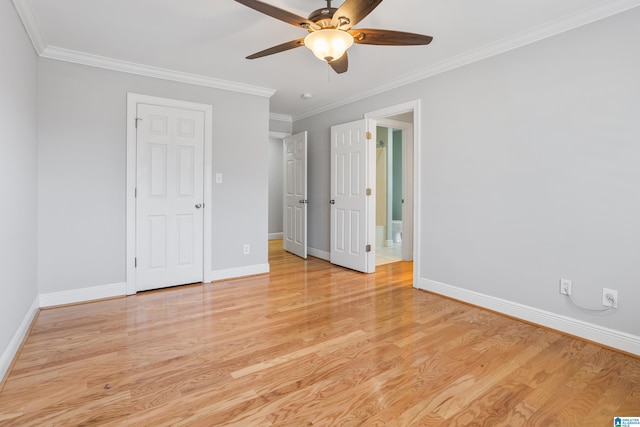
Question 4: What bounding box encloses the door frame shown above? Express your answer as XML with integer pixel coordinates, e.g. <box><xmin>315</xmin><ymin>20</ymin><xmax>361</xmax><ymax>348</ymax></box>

<box><xmin>365</xmin><ymin>100</ymin><xmax>421</xmax><ymax>286</ymax></box>
<box><xmin>125</xmin><ymin>93</ymin><xmax>213</xmax><ymax>295</ymax></box>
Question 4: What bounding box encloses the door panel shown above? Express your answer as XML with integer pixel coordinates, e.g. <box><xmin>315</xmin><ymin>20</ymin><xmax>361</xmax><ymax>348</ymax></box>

<box><xmin>136</xmin><ymin>103</ymin><xmax>205</xmax><ymax>291</ymax></box>
<box><xmin>283</xmin><ymin>132</ymin><xmax>307</xmax><ymax>258</ymax></box>
<box><xmin>330</xmin><ymin>120</ymin><xmax>375</xmax><ymax>273</ymax></box>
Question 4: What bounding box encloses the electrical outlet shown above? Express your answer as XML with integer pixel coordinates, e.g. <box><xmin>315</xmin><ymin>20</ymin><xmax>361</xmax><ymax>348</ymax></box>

<box><xmin>560</xmin><ymin>279</ymin><xmax>572</xmax><ymax>296</ymax></box>
<box><xmin>243</xmin><ymin>244</ymin><xmax>250</xmax><ymax>255</ymax></box>
<box><xmin>602</xmin><ymin>288</ymin><xmax>618</xmax><ymax>308</ymax></box>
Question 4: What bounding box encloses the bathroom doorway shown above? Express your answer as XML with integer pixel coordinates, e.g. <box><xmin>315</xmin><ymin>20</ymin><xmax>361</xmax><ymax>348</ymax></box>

<box><xmin>373</xmin><ymin>115</ymin><xmax>413</xmax><ymax>266</ymax></box>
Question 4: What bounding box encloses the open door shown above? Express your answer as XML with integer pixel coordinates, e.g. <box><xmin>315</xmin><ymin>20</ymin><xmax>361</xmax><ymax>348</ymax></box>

<box><xmin>330</xmin><ymin>119</ymin><xmax>376</xmax><ymax>273</ymax></box>
<box><xmin>283</xmin><ymin>132</ymin><xmax>307</xmax><ymax>258</ymax></box>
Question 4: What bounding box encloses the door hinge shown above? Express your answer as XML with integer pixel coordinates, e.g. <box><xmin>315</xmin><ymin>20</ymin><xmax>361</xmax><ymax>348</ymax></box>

<box><xmin>135</xmin><ymin>117</ymin><xmax>142</xmax><ymax>128</ymax></box>
<box><xmin>134</xmin><ymin>188</ymin><xmax>137</xmax><ymax>198</ymax></box>
<box><xmin>134</xmin><ymin>257</ymin><xmax>137</xmax><ymax>268</ymax></box>
<box><xmin>366</xmin><ymin>244</ymin><xmax>371</xmax><ymax>252</ymax></box>
<box><xmin>366</xmin><ymin>131</ymin><xmax>372</xmax><ymax>140</ymax></box>
<box><xmin>366</xmin><ymin>188</ymin><xmax>372</xmax><ymax>196</ymax></box>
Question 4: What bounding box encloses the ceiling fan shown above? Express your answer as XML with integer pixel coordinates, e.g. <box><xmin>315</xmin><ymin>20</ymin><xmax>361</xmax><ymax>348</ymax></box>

<box><xmin>234</xmin><ymin>0</ymin><xmax>433</xmax><ymax>74</ymax></box>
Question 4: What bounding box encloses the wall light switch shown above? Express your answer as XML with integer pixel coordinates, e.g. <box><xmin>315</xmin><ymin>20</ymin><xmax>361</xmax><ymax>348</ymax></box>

<box><xmin>215</xmin><ymin>173</ymin><xmax>223</xmax><ymax>184</ymax></box>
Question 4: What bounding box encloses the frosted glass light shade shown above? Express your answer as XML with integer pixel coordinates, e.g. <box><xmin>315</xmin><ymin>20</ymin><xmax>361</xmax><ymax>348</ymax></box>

<box><xmin>304</xmin><ymin>29</ymin><xmax>354</xmax><ymax>62</ymax></box>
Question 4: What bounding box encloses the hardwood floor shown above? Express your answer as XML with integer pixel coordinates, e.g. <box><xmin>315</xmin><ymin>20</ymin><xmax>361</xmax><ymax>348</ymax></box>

<box><xmin>1</xmin><ymin>240</ymin><xmax>639</xmax><ymax>425</ymax></box>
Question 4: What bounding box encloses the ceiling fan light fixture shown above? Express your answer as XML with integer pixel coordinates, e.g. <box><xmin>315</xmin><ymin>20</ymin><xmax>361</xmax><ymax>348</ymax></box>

<box><xmin>304</xmin><ymin>29</ymin><xmax>354</xmax><ymax>62</ymax></box>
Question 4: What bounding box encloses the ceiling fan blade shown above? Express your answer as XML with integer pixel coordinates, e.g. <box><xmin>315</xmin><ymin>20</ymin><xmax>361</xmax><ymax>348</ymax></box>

<box><xmin>246</xmin><ymin>38</ymin><xmax>305</xmax><ymax>59</ymax></box>
<box><xmin>234</xmin><ymin>0</ymin><xmax>320</xmax><ymax>31</ymax></box>
<box><xmin>349</xmin><ymin>28</ymin><xmax>433</xmax><ymax>45</ymax></box>
<box><xmin>329</xmin><ymin>52</ymin><xmax>349</xmax><ymax>74</ymax></box>
<box><xmin>330</xmin><ymin>0</ymin><xmax>384</xmax><ymax>29</ymax></box>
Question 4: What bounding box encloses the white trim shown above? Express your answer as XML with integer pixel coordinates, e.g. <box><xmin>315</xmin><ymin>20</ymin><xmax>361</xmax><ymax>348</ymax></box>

<box><xmin>40</xmin><ymin>46</ymin><xmax>275</xmax><ymax>98</ymax></box>
<box><xmin>412</xmin><ymin>103</ymin><xmax>421</xmax><ymax>285</ymax></box>
<box><xmin>39</xmin><ymin>283</ymin><xmax>126</xmax><ymax>308</ymax></box>
<box><xmin>308</xmin><ymin>247</ymin><xmax>330</xmax><ymax>261</ymax></box>
<box><xmin>365</xmin><ymin>119</ymin><xmax>376</xmax><ymax>273</ymax></box>
<box><xmin>293</xmin><ymin>0</ymin><xmax>640</xmax><ymax>121</ymax></box>
<box><xmin>417</xmin><ymin>278</ymin><xmax>640</xmax><ymax>356</ymax></box>
<box><xmin>269</xmin><ymin>113</ymin><xmax>293</xmax><ymax>123</ymax></box>
<box><xmin>0</xmin><ymin>297</ymin><xmax>39</xmax><ymax>383</ymax></box>
<box><xmin>269</xmin><ymin>131</ymin><xmax>290</xmax><ymax>139</ymax></box>
<box><xmin>268</xmin><ymin>232</ymin><xmax>284</xmax><ymax>240</ymax></box>
<box><xmin>126</xmin><ymin>93</ymin><xmax>213</xmax><ymax>294</ymax></box>
<box><xmin>11</xmin><ymin>0</ymin><xmax>46</xmax><ymax>54</ymax></box>
<box><xmin>210</xmin><ymin>264</ymin><xmax>270</xmax><ymax>282</ymax></box>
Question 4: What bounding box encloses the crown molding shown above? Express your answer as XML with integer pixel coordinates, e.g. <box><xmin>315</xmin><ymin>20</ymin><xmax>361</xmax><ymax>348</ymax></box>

<box><xmin>40</xmin><ymin>46</ymin><xmax>275</xmax><ymax>98</ymax></box>
<box><xmin>12</xmin><ymin>0</ymin><xmax>274</xmax><ymax>97</ymax></box>
<box><xmin>12</xmin><ymin>0</ymin><xmax>46</xmax><ymax>54</ymax></box>
<box><xmin>269</xmin><ymin>113</ymin><xmax>293</xmax><ymax>123</ymax></box>
<box><xmin>13</xmin><ymin>0</ymin><xmax>640</xmax><ymax>115</ymax></box>
<box><xmin>293</xmin><ymin>0</ymin><xmax>640</xmax><ymax>121</ymax></box>
<box><xmin>269</xmin><ymin>131</ymin><xmax>291</xmax><ymax>139</ymax></box>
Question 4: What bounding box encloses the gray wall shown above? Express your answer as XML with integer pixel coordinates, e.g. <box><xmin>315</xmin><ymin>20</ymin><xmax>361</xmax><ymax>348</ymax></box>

<box><xmin>269</xmin><ymin>117</ymin><xmax>292</xmax><ymax>134</ymax></box>
<box><xmin>37</xmin><ymin>59</ymin><xmax>270</xmax><ymax>294</ymax></box>
<box><xmin>295</xmin><ymin>8</ymin><xmax>640</xmax><ymax>336</ymax></box>
<box><xmin>268</xmin><ymin>136</ymin><xmax>284</xmax><ymax>235</ymax></box>
<box><xmin>0</xmin><ymin>1</ymin><xmax>38</xmax><ymax>370</ymax></box>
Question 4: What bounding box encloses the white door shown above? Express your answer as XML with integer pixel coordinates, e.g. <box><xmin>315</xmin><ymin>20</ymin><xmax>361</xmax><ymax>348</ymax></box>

<box><xmin>283</xmin><ymin>132</ymin><xmax>308</xmax><ymax>258</ymax></box>
<box><xmin>330</xmin><ymin>119</ymin><xmax>376</xmax><ymax>273</ymax></box>
<box><xmin>136</xmin><ymin>103</ymin><xmax>205</xmax><ymax>291</ymax></box>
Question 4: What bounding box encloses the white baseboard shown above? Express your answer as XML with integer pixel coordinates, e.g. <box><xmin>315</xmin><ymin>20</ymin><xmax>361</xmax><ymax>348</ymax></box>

<box><xmin>1</xmin><ymin>296</ymin><xmax>39</xmax><ymax>383</ymax></box>
<box><xmin>307</xmin><ymin>247</ymin><xmax>330</xmax><ymax>261</ymax></box>
<box><xmin>417</xmin><ymin>278</ymin><xmax>640</xmax><ymax>356</ymax></box>
<box><xmin>39</xmin><ymin>282</ymin><xmax>127</xmax><ymax>308</ymax></box>
<box><xmin>210</xmin><ymin>263</ymin><xmax>270</xmax><ymax>282</ymax></box>
<box><xmin>268</xmin><ymin>233</ymin><xmax>283</xmax><ymax>240</ymax></box>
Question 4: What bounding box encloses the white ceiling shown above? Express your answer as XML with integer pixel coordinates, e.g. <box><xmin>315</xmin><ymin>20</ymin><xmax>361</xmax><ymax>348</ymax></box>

<box><xmin>14</xmin><ymin>0</ymin><xmax>640</xmax><ymax>119</ymax></box>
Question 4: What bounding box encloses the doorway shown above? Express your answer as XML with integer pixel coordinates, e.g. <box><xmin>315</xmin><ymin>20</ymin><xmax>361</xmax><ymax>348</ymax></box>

<box><xmin>366</xmin><ymin>101</ymin><xmax>419</xmax><ymax>280</ymax></box>
<box><xmin>375</xmin><ymin>124</ymin><xmax>405</xmax><ymax>265</ymax></box>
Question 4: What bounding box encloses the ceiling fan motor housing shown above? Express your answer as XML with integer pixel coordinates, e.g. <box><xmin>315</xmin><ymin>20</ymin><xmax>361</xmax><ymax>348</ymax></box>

<box><xmin>308</xmin><ymin>7</ymin><xmax>337</xmax><ymax>28</ymax></box>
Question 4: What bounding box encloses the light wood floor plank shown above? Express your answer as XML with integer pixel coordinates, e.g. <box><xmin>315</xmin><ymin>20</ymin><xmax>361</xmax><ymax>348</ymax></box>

<box><xmin>1</xmin><ymin>239</ymin><xmax>639</xmax><ymax>425</ymax></box>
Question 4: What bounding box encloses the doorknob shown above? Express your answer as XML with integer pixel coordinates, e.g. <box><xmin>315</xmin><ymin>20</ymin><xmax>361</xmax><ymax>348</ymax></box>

<box><xmin>329</xmin><ymin>200</ymin><xmax>335</xmax><ymax>205</ymax></box>
<box><xmin>195</xmin><ymin>203</ymin><xmax>202</xmax><ymax>209</ymax></box>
